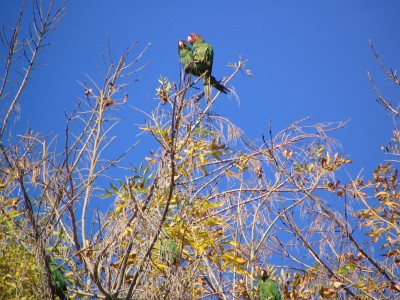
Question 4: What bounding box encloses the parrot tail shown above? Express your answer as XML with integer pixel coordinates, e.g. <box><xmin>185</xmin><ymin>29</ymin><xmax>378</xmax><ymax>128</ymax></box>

<box><xmin>210</xmin><ymin>76</ymin><xmax>229</xmax><ymax>94</ymax></box>
<box><xmin>204</xmin><ymin>83</ymin><xmax>212</xmax><ymax>103</ymax></box>
<box><xmin>202</xmin><ymin>75</ymin><xmax>212</xmax><ymax>103</ymax></box>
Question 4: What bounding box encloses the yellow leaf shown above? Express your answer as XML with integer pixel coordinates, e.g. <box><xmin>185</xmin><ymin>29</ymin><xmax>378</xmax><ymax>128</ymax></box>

<box><xmin>234</xmin><ymin>268</ymin><xmax>251</xmax><ymax>276</ymax></box>
<box><xmin>228</xmin><ymin>241</ymin><xmax>239</xmax><ymax>246</ymax></box>
<box><xmin>317</xmin><ymin>145</ymin><xmax>325</xmax><ymax>157</ymax></box>
<box><xmin>180</xmin><ymin>168</ymin><xmax>188</xmax><ymax>178</ymax></box>
<box><xmin>64</xmin><ymin>272</ymin><xmax>74</xmax><ymax>278</ymax></box>
<box><xmin>5</xmin><ymin>197</ymin><xmax>19</xmax><ymax>206</ymax></box>
<box><xmin>196</xmin><ymin>244</ymin><xmax>206</xmax><ymax>255</ymax></box>
<box><xmin>204</xmin><ymin>218</ymin><xmax>223</xmax><ymax>227</ymax></box>
<box><xmin>154</xmin><ymin>263</ymin><xmax>168</xmax><ymax>272</ymax></box>
<box><xmin>375</xmin><ymin>191</ymin><xmax>390</xmax><ymax>199</ymax></box>
<box><xmin>115</xmin><ymin>202</ymin><xmax>125</xmax><ymax>213</ymax></box>
<box><xmin>8</xmin><ymin>211</ymin><xmax>24</xmax><ymax>219</ymax></box>
<box><xmin>353</xmin><ymin>282</ymin><xmax>366</xmax><ymax>289</ymax></box>
<box><xmin>280</xmin><ymin>268</ymin><xmax>286</xmax><ymax>281</ymax></box>
<box><xmin>385</xmin><ymin>201</ymin><xmax>400</xmax><ymax>207</ymax></box>
<box><xmin>221</xmin><ymin>253</ymin><xmax>246</xmax><ymax>266</ymax></box>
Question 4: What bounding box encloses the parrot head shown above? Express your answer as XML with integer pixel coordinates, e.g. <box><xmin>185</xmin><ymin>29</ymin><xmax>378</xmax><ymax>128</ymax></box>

<box><xmin>188</xmin><ymin>33</ymin><xmax>204</xmax><ymax>45</ymax></box>
<box><xmin>178</xmin><ymin>40</ymin><xmax>191</xmax><ymax>51</ymax></box>
<box><xmin>260</xmin><ymin>269</ymin><xmax>269</xmax><ymax>281</ymax></box>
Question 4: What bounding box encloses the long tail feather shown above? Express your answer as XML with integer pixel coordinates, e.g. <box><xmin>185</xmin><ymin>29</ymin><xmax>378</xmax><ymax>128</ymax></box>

<box><xmin>210</xmin><ymin>76</ymin><xmax>229</xmax><ymax>94</ymax></box>
<box><xmin>202</xmin><ymin>75</ymin><xmax>211</xmax><ymax>103</ymax></box>
<box><xmin>204</xmin><ymin>83</ymin><xmax>211</xmax><ymax>103</ymax></box>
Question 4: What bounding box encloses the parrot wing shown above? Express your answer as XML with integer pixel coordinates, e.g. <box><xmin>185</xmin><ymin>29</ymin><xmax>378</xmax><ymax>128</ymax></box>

<box><xmin>258</xmin><ymin>279</ymin><xmax>281</xmax><ymax>300</ymax></box>
<box><xmin>160</xmin><ymin>238</ymin><xmax>178</xmax><ymax>265</ymax></box>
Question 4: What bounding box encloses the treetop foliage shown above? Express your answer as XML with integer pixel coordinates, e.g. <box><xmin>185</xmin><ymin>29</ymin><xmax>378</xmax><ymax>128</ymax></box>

<box><xmin>0</xmin><ymin>1</ymin><xmax>399</xmax><ymax>299</ymax></box>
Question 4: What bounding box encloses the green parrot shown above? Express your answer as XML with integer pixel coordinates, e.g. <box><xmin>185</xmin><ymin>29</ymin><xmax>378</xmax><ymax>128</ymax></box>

<box><xmin>160</xmin><ymin>238</ymin><xmax>178</xmax><ymax>265</ymax></box>
<box><xmin>187</xmin><ymin>33</ymin><xmax>229</xmax><ymax>101</ymax></box>
<box><xmin>178</xmin><ymin>40</ymin><xmax>200</xmax><ymax>76</ymax></box>
<box><xmin>179</xmin><ymin>34</ymin><xmax>228</xmax><ymax>102</ymax></box>
<box><xmin>50</xmin><ymin>261</ymin><xmax>69</xmax><ymax>300</ymax></box>
<box><xmin>257</xmin><ymin>269</ymin><xmax>281</xmax><ymax>300</ymax></box>
<box><xmin>187</xmin><ymin>33</ymin><xmax>213</xmax><ymax>76</ymax></box>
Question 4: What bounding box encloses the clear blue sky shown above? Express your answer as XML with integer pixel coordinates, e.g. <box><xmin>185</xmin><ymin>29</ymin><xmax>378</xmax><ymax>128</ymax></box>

<box><xmin>3</xmin><ymin>0</ymin><xmax>400</xmax><ymax>179</ymax></box>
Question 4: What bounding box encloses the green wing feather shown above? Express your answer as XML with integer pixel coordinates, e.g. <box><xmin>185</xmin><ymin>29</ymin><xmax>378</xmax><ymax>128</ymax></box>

<box><xmin>50</xmin><ymin>262</ymin><xmax>69</xmax><ymax>300</ymax></box>
<box><xmin>179</xmin><ymin>40</ymin><xmax>201</xmax><ymax>76</ymax></box>
<box><xmin>193</xmin><ymin>41</ymin><xmax>214</xmax><ymax>75</ymax></box>
<box><xmin>192</xmin><ymin>39</ymin><xmax>214</xmax><ymax>102</ymax></box>
<box><xmin>257</xmin><ymin>278</ymin><xmax>281</xmax><ymax>300</ymax></box>
<box><xmin>160</xmin><ymin>238</ymin><xmax>178</xmax><ymax>265</ymax></box>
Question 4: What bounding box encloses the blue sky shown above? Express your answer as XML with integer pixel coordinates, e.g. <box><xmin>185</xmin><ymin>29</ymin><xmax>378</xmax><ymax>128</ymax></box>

<box><xmin>3</xmin><ymin>0</ymin><xmax>400</xmax><ymax>179</ymax></box>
